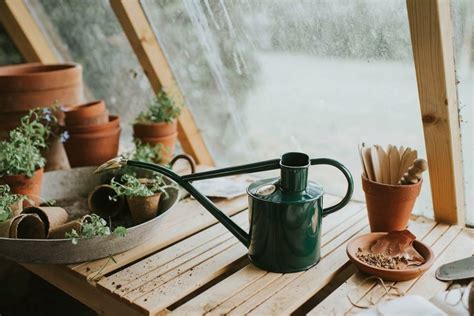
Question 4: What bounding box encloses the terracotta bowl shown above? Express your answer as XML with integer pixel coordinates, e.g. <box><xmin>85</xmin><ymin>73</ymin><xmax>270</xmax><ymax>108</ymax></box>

<box><xmin>64</xmin><ymin>100</ymin><xmax>108</xmax><ymax>126</ymax></box>
<box><xmin>347</xmin><ymin>232</ymin><xmax>434</xmax><ymax>281</ymax></box>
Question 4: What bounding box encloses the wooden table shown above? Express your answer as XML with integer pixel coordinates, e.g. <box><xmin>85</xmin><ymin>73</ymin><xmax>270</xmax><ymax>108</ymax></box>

<box><xmin>23</xmin><ymin>193</ymin><xmax>473</xmax><ymax>315</ymax></box>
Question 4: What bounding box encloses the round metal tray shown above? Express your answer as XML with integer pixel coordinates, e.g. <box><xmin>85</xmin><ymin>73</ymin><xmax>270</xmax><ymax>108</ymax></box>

<box><xmin>0</xmin><ymin>166</ymin><xmax>180</xmax><ymax>264</ymax></box>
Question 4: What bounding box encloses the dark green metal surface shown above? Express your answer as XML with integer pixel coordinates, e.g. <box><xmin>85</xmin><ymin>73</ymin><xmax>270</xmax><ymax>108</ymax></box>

<box><xmin>123</xmin><ymin>152</ymin><xmax>354</xmax><ymax>273</ymax></box>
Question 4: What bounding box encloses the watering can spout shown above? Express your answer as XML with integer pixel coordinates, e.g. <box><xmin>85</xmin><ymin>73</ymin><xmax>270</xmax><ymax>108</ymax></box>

<box><xmin>96</xmin><ymin>158</ymin><xmax>251</xmax><ymax>247</ymax></box>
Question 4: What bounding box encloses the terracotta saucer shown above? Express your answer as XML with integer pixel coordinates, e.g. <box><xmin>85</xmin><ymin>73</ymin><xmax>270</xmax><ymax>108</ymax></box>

<box><xmin>347</xmin><ymin>232</ymin><xmax>434</xmax><ymax>281</ymax></box>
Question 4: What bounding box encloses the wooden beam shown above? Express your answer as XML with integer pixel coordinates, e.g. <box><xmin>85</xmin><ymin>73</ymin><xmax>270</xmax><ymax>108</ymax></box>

<box><xmin>0</xmin><ymin>0</ymin><xmax>57</xmax><ymax>63</ymax></box>
<box><xmin>110</xmin><ymin>0</ymin><xmax>214</xmax><ymax>166</ymax></box>
<box><xmin>407</xmin><ymin>0</ymin><xmax>465</xmax><ymax>225</ymax></box>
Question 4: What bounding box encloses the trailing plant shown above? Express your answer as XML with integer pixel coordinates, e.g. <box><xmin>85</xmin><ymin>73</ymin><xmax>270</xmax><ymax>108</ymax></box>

<box><xmin>0</xmin><ymin>185</ymin><xmax>25</xmax><ymax>222</ymax></box>
<box><xmin>65</xmin><ymin>214</ymin><xmax>127</xmax><ymax>245</ymax></box>
<box><xmin>110</xmin><ymin>174</ymin><xmax>169</xmax><ymax>199</ymax></box>
<box><xmin>135</xmin><ymin>91</ymin><xmax>181</xmax><ymax>124</ymax></box>
<box><xmin>0</xmin><ymin>107</ymin><xmax>61</xmax><ymax>177</ymax></box>
<box><xmin>129</xmin><ymin>139</ymin><xmax>170</xmax><ymax>164</ymax></box>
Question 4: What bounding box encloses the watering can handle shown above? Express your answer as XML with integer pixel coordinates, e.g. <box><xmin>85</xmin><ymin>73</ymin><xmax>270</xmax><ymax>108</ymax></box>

<box><xmin>310</xmin><ymin>158</ymin><xmax>354</xmax><ymax>217</ymax></box>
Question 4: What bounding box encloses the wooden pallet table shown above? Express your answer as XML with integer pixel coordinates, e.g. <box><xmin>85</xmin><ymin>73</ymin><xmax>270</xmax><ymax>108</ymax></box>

<box><xmin>22</xmin><ymin>192</ymin><xmax>473</xmax><ymax>316</ymax></box>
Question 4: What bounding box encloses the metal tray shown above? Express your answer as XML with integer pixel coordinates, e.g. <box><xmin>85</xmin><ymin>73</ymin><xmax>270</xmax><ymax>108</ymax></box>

<box><xmin>0</xmin><ymin>166</ymin><xmax>180</xmax><ymax>264</ymax></box>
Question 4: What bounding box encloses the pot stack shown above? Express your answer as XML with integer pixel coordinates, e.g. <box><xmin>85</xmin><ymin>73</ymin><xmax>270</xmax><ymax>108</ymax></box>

<box><xmin>62</xmin><ymin>100</ymin><xmax>121</xmax><ymax>167</ymax></box>
<box><xmin>0</xmin><ymin>63</ymin><xmax>83</xmax><ymax>170</ymax></box>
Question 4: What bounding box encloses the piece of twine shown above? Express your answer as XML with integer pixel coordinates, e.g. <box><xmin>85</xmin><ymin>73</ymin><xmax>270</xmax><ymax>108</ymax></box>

<box><xmin>347</xmin><ymin>276</ymin><xmax>405</xmax><ymax>310</ymax></box>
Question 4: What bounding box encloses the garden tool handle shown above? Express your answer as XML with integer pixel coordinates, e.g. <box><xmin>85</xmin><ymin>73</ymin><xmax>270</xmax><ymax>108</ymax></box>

<box><xmin>310</xmin><ymin>158</ymin><xmax>354</xmax><ymax>216</ymax></box>
<box><xmin>169</xmin><ymin>154</ymin><xmax>196</xmax><ymax>174</ymax></box>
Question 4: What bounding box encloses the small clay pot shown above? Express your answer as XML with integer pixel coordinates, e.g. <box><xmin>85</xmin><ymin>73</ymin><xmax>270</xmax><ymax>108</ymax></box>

<box><xmin>22</xmin><ymin>206</ymin><xmax>69</xmax><ymax>237</ymax></box>
<box><xmin>88</xmin><ymin>185</ymin><xmax>126</xmax><ymax>219</ymax></box>
<box><xmin>138</xmin><ymin>133</ymin><xmax>177</xmax><ymax>163</ymax></box>
<box><xmin>64</xmin><ymin>128</ymin><xmax>121</xmax><ymax>167</ymax></box>
<box><xmin>127</xmin><ymin>193</ymin><xmax>162</xmax><ymax>225</ymax></box>
<box><xmin>9</xmin><ymin>213</ymin><xmax>46</xmax><ymax>239</ymax></box>
<box><xmin>63</xmin><ymin>115</ymin><xmax>119</xmax><ymax>134</ymax></box>
<box><xmin>133</xmin><ymin>120</ymin><xmax>177</xmax><ymax>138</ymax></box>
<box><xmin>64</xmin><ymin>100</ymin><xmax>108</xmax><ymax>126</ymax></box>
<box><xmin>49</xmin><ymin>218</ymin><xmax>83</xmax><ymax>239</ymax></box>
<box><xmin>0</xmin><ymin>169</ymin><xmax>44</xmax><ymax>206</ymax></box>
<box><xmin>362</xmin><ymin>176</ymin><xmax>422</xmax><ymax>232</ymax></box>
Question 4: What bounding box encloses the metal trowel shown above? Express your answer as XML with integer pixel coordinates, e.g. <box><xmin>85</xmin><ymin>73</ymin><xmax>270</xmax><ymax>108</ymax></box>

<box><xmin>436</xmin><ymin>256</ymin><xmax>474</xmax><ymax>281</ymax></box>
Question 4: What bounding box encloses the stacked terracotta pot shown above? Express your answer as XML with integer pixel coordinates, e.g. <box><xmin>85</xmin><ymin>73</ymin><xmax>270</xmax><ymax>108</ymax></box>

<box><xmin>0</xmin><ymin>63</ymin><xmax>83</xmax><ymax>170</ymax></box>
<box><xmin>62</xmin><ymin>100</ymin><xmax>121</xmax><ymax>167</ymax></box>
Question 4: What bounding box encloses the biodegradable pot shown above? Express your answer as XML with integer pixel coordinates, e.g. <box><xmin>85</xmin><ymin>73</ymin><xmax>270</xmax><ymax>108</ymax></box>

<box><xmin>0</xmin><ymin>169</ymin><xmax>44</xmax><ymax>206</ymax></box>
<box><xmin>362</xmin><ymin>176</ymin><xmax>422</xmax><ymax>232</ymax></box>
<box><xmin>139</xmin><ymin>132</ymin><xmax>178</xmax><ymax>163</ymax></box>
<box><xmin>133</xmin><ymin>120</ymin><xmax>177</xmax><ymax>138</ymax></box>
<box><xmin>49</xmin><ymin>218</ymin><xmax>83</xmax><ymax>239</ymax></box>
<box><xmin>9</xmin><ymin>214</ymin><xmax>45</xmax><ymax>239</ymax></box>
<box><xmin>62</xmin><ymin>115</ymin><xmax>120</xmax><ymax>136</ymax></box>
<box><xmin>88</xmin><ymin>185</ymin><xmax>126</xmax><ymax>219</ymax></box>
<box><xmin>127</xmin><ymin>193</ymin><xmax>162</xmax><ymax>225</ymax></box>
<box><xmin>64</xmin><ymin>128</ymin><xmax>121</xmax><ymax>167</ymax></box>
<box><xmin>64</xmin><ymin>100</ymin><xmax>108</xmax><ymax>127</ymax></box>
<box><xmin>0</xmin><ymin>63</ymin><xmax>83</xmax><ymax>112</ymax></box>
<box><xmin>22</xmin><ymin>206</ymin><xmax>69</xmax><ymax>237</ymax></box>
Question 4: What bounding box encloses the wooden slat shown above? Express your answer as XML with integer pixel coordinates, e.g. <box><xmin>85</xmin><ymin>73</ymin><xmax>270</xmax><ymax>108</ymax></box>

<box><xmin>172</xmin><ymin>200</ymin><xmax>366</xmax><ymax>315</ymax></box>
<box><xmin>0</xmin><ymin>0</ymin><xmax>58</xmax><ymax>63</ymax></box>
<box><xmin>110</xmin><ymin>0</ymin><xmax>213</xmax><ymax>166</ymax></box>
<box><xmin>72</xmin><ymin>194</ymin><xmax>248</xmax><ymax>279</ymax></box>
<box><xmin>309</xmin><ymin>217</ymin><xmax>439</xmax><ymax>315</ymax></box>
<box><xmin>407</xmin><ymin>0</ymin><xmax>465</xmax><ymax>225</ymax></box>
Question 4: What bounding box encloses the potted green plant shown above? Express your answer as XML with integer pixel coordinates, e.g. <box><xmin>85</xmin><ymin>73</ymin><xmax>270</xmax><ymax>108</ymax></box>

<box><xmin>133</xmin><ymin>91</ymin><xmax>181</xmax><ymax>163</ymax></box>
<box><xmin>65</xmin><ymin>214</ymin><xmax>127</xmax><ymax>245</ymax></box>
<box><xmin>0</xmin><ymin>184</ymin><xmax>26</xmax><ymax>237</ymax></box>
<box><xmin>131</xmin><ymin>139</ymin><xmax>165</xmax><ymax>164</ymax></box>
<box><xmin>0</xmin><ymin>108</ymin><xmax>57</xmax><ymax>205</ymax></box>
<box><xmin>111</xmin><ymin>174</ymin><xmax>169</xmax><ymax>225</ymax></box>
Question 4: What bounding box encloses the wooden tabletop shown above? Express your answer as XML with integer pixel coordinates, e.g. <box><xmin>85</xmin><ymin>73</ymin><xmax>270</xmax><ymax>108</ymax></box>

<box><xmin>22</xmin><ymin>192</ymin><xmax>473</xmax><ymax>315</ymax></box>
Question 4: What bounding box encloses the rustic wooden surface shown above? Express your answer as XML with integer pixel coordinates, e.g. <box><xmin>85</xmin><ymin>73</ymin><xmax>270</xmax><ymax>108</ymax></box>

<box><xmin>23</xmin><ymin>191</ymin><xmax>473</xmax><ymax>315</ymax></box>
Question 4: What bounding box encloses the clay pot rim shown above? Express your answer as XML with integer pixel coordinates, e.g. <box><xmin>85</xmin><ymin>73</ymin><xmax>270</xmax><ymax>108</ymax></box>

<box><xmin>347</xmin><ymin>232</ymin><xmax>434</xmax><ymax>274</ymax></box>
<box><xmin>0</xmin><ymin>168</ymin><xmax>44</xmax><ymax>180</ymax></box>
<box><xmin>133</xmin><ymin>120</ymin><xmax>177</xmax><ymax>127</ymax></box>
<box><xmin>63</xmin><ymin>100</ymin><xmax>105</xmax><ymax>117</ymax></box>
<box><xmin>127</xmin><ymin>192</ymin><xmax>162</xmax><ymax>200</ymax></box>
<box><xmin>0</xmin><ymin>63</ymin><xmax>81</xmax><ymax>78</ymax></box>
<box><xmin>135</xmin><ymin>132</ymin><xmax>178</xmax><ymax>142</ymax></box>
<box><xmin>66</xmin><ymin>128</ymin><xmax>121</xmax><ymax>139</ymax></box>
<box><xmin>361</xmin><ymin>175</ymin><xmax>423</xmax><ymax>189</ymax></box>
<box><xmin>62</xmin><ymin>115</ymin><xmax>119</xmax><ymax>133</ymax></box>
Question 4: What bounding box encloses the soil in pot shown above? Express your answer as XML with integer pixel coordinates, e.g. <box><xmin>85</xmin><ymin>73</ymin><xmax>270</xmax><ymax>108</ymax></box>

<box><xmin>64</xmin><ymin>128</ymin><xmax>121</xmax><ymax>167</ymax></box>
<box><xmin>88</xmin><ymin>185</ymin><xmax>126</xmax><ymax>219</ymax></box>
<box><xmin>127</xmin><ymin>193</ymin><xmax>162</xmax><ymax>225</ymax></box>
<box><xmin>133</xmin><ymin>120</ymin><xmax>177</xmax><ymax>139</ymax></box>
<box><xmin>0</xmin><ymin>169</ymin><xmax>44</xmax><ymax>206</ymax></box>
<box><xmin>63</xmin><ymin>100</ymin><xmax>108</xmax><ymax>127</ymax></box>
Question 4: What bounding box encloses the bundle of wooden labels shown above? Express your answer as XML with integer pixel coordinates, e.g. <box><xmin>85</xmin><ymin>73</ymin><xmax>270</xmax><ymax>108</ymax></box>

<box><xmin>358</xmin><ymin>143</ymin><xmax>427</xmax><ymax>185</ymax></box>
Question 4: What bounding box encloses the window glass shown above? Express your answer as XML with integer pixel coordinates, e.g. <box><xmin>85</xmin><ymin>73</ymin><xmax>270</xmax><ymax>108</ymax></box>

<box><xmin>142</xmin><ymin>0</ymin><xmax>434</xmax><ymax>216</ymax></box>
<box><xmin>26</xmin><ymin>0</ymin><xmax>154</xmax><ymax>144</ymax></box>
<box><xmin>452</xmin><ymin>0</ymin><xmax>473</xmax><ymax>225</ymax></box>
<box><xmin>0</xmin><ymin>23</ymin><xmax>24</xmax><ymax>65</ymax></box>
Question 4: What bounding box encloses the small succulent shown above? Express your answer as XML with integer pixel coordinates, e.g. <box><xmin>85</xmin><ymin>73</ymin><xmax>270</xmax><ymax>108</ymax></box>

<box><xmin>135</xmin><ymin>91</ymin><xmax>181</xmax><ymax>124</ymax></box>
<box><xmin>65</xmin><ymin>214</ymin><xmax>127</xmax><ymax>245</ymax></box>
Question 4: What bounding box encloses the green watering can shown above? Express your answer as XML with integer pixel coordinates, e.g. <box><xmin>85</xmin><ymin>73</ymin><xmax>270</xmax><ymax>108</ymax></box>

<box><xmin>97</xmin><ymin>152</ymin><xmax>353</xmax><ymax>273</ymax></box>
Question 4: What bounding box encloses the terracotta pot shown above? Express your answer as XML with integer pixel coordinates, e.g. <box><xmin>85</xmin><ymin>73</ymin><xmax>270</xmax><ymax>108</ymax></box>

<box><xmin>138</xmin><ymin>133</ymin><xmax>178</xmax><ymax>163</ymax></box>
<box><xmin>362</xmin><ymin>176</ymin><xmax>422</xmax><ymax>232</ymax></box>
<box><xmin>63</xmin><ymin>115</ymin><xmax>119</xmax><ymax>134</ymax></box>
<box><xmin>41</xmin><ymin>136</ymin><xmax>71</xmax><ymax>171</ymax></box>
<box><xmin>133</xmin><ymin>120</ymin><xmax>177</xmax><ymax>138</ymax></box>
<box><xmin>0</xmin><ymin>169</ymin><xmax>44</xmax><ymax>206</ymax></box>
<box><xmin>64</xmin><ymin>100</ymin><xmax>108</xmax><ymax>126</ymax></box>
<box><xmin>0</xmin><ymin>63</ymin><xmax>83</xmax><ymax>112</ymax></box>
<box><xmin>88</xmin><ymin>185</ymin><xmax>126</xmax><ymax>219</ymax></box>
<box><xmin>49</xmin><ymin>218</ymin><xmax>83</xmax><ymax>239</ymax></box>
<box><xmin>22</xmin><ymin>206</ymin><xmax>69</xmax><ymax>237</ymax></box>
<box><xmin>127</xmin><ymin>193</ymin><xmax>162</xmax><ymax>225</ymax></box>
<box><xmin>64</xmin><ymin>128</ymin><xmax>121</xmax><ymax>167</ymax></box>
<box><xmin>9</xmin><ymin>213</ymin><xmax>45</xmax><ymax>239</ymax></box>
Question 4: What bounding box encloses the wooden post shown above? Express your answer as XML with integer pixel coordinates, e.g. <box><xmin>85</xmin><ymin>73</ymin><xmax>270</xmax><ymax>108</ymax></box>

<box><xmin>407</xmin><ymin>0</ymin><xmax>465</xmax><ymax>225</ymax></box>
<box><xmin>110</xmin><ymin>0</ymin><xmax>214</xmax><ymax>166</ymax></box>
<box><xmin>0</xmin><ymin>0</ymin><xmax>58</xmax><ymax>63</ymax></box>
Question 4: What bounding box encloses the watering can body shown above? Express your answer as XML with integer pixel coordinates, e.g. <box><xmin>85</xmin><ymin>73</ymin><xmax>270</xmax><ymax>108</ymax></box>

<box><xmin>97</xmin><ymin>152</ymin><xmax>354</xmax><ymax>273</ymax></box>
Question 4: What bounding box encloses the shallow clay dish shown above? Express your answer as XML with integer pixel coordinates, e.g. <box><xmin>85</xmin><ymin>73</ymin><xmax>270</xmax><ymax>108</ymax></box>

<box><xmin>347</xmin><ymin>232</ymin><xmax>434</xmax><ymax>281</ymax></box>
